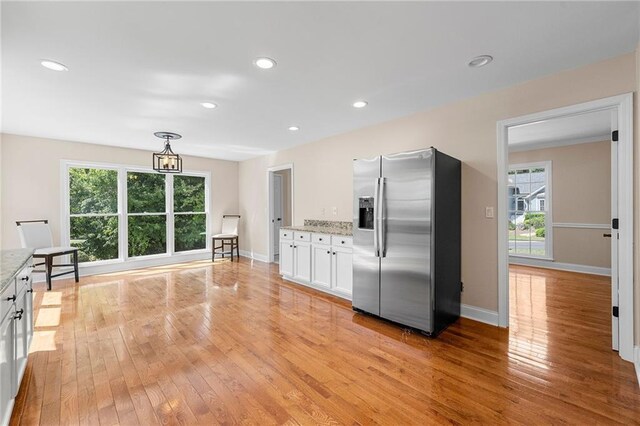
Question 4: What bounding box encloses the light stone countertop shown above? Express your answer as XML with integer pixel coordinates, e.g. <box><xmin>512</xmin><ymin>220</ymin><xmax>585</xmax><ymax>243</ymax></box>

<box><xmin>0</xmin><ymin>249</ymin><xmax>34</xmax><ymax>294</ymax></box>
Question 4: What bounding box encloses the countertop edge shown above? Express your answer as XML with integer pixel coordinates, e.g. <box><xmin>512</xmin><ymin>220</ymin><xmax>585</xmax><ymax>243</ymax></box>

<box><xmin>280</xmin><ymin>226</ymin><xmax>353</xmax><ymax>237</ymax></box>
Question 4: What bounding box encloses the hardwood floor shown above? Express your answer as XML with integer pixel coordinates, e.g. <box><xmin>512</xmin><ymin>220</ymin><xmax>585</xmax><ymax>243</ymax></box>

<box><xmin>10</xmin><ymin>260</ymin><xmax>640</xmax><ymax>425</ymax></box>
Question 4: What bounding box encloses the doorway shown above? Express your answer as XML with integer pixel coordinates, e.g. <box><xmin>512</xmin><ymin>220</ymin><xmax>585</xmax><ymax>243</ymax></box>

<box><xmin>267</xmin><ymin>164</ymin><xmax>294</xmax><ymax>264</ymax></box>
<box><xmin>497</xmin><ymin>93</ymin><xmax>634</xmax><ymax>362</ymax></box>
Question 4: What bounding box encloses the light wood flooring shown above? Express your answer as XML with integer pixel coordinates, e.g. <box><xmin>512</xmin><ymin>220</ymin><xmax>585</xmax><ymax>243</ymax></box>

<box><xmin>9</xmin><ymin>259</ymin><xmax>640</xmax><ymax>425</ymax></box>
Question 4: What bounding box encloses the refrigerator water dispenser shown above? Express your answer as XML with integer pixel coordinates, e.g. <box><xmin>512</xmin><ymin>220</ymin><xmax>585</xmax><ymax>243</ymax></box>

<box><xmin>358</xmin><ymin>197</ymin><xmax>375</xmax><ymax>230</ymax></box>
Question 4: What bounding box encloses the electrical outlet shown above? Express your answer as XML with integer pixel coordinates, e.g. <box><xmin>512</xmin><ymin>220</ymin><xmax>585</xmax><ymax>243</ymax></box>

<box><xmin>332</xmin><ymin>206</ymin><xmax>338</xmax><ymax>216</ymax></box>
<box><xmin>485</xmin><ymin>207</ymin><xmax>494</xmax><ymax>219</ymax></box>
<box><xmin>321</xmin><ymin>207</ymin><xmax>326</xmax><ymax>216</ymax></box>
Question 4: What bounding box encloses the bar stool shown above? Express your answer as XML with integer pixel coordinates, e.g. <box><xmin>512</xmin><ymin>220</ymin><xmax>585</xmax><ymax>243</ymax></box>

<box><xmin>212</xmin><ymin>215</ymin><xmax>240</xmax><ymax>261</ymax></box>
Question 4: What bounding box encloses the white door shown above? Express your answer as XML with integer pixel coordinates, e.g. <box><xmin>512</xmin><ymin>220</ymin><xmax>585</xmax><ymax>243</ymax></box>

<box><xmin>273</xmin><ymin>175</ymin><xmax>283</xmax><ymax>256</ymax></box>
<box><xmin>312</xmin><ymin>245</ymin><xmax>332</xmax><ymax>288</ymax></box>
<box><xmin>280</xmin><ymin>241</ymin><xmax>294</xmax><ymax>277</ymax></box>
<box><xmin>332</xmin><ymin>246</ymin><xmax>353</xmax><ymax>295</ymax></box>
<box><xmin>610</xmin><ymin>111</ymin><xmax>619</xmax><ymax>351</ymax></box>
<box><xmin>293</xmin><ymin>241</ymin><xmax>311</xmax><ymax>282</ymax></box>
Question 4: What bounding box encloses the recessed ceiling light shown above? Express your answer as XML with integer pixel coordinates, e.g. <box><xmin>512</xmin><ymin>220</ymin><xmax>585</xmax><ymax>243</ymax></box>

<box><xmin>201</xmin><ymin>102</ymin><xmax>217</xmax><ymax>109</ymax></box>
<box><xmin>352</xmin><ymin>101</ymin><xmax>368</xmax><ymax>108</ymax></box>
<box><xmin>254</xmin><ymin>57</ymin><xmax>276</xmax><ymax>69</ymax></box>
<box><xmin>468</xmin><ymin>55</ymin><xmax>493</xmax><ymax>68</ymax></box>
<box><xmin>288</xmin><ymin>126</ymin><xmax>300</xmax><ymax>131</ymax></box>
<box><xmin>40</xmin><ymin>60</ymin><xmax>68</xmax><ymax>71</ymax></box>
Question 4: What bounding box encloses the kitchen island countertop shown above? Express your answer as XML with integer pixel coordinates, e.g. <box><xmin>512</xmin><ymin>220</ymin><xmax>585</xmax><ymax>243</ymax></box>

<box><xmin>0</xmin><ymin>249</ymin><xmax>34</xmax><ymax>294</ymax></box>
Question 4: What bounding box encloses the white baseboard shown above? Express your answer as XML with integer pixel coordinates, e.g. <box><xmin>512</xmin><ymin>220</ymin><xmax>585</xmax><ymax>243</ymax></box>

<box><xmin>460</xmin><ymin>304</ymin><xmax>499</xmax><ymax>326</ymax></box>
<box><xmin>634</xmin><ymin>346</ymin><xmax>640</xmax><ymax>386</ymax></box>
<box><xmin>32</xmin><ymin>251</ymin><xmax>211</xmax><ymax>284</ymax></box>
<box><xmin>509</xmin><ymin>257</ymin><xmax>611</xmax><ymax>277</ymax></box>
<box><xmin>239</xmin><ymin>250</ymin><xmax>269</xmax><ymax>263</ymax></box>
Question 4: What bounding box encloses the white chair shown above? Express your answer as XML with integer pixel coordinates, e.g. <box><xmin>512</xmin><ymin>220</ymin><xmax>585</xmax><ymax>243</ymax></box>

<box><xmin>212</xmin><ymin>215</ymin><xmax>240</xmax><ymax>261</ymax></box>
<box><xmin>16</xmin><ymin>220</ymin><xmax>79</xmax><ymax>290</ymax></box>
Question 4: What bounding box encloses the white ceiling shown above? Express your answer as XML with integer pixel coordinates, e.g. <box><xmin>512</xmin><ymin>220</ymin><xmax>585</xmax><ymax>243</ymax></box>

<box><xmin>508</xmin><ymin>109</ymin><xmax>612</xmax><ymax>152</ymax></box>
<box><xmin>2</xmin><ymin>2</ymin><xmax>638</xmax><ymax>161</ymax></box>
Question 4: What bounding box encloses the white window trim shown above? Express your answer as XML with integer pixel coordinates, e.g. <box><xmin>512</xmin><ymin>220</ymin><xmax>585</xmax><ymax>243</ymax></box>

<box><xmin>60</xmin><ymin>159</ymin><xmax>211</xmax><ymax>268</ymax></box>
<box><xmin>507</xmin><ymin>161</ymin><xmax>553</xmax><ymax>261</ymax></box>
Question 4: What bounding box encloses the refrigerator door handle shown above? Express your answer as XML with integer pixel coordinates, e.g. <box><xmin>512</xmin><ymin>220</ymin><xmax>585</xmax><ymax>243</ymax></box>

<box><xmin>380</xmin><ymin>177</ymin><xmax>386</xmax><ymax>257</ymax></box>
<box><xmin>373</xmin><ymin>178</ymin><xmax>380</xmax><ymax>257</ymax></box>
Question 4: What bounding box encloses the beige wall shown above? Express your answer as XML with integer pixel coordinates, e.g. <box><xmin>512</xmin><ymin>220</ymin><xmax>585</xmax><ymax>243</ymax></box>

<box><xmin>509</xmin><ymin>141</ymin><xmax>611</xmax><ymax>268</ymax></box>
<box><xmin>239</xmin><ymin>52</ymin><xmax>636</xmax><ymax>313</ymax></box>
<box><xmin>273</xmin><ymin>169</ymin><xmax>292</xmax><ymax>226</ymax></box>
<box><xmin>1</xmin><ymin>134</ymin><xmax>239</xmax><ymax>250</ymax></box>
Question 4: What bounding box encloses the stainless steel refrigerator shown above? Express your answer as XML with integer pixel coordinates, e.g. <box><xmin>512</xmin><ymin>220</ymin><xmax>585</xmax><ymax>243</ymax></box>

<box><xmin>352</xmin><ymin>148</ymin><xmax>461</xmax><ymax>336</ymax></box>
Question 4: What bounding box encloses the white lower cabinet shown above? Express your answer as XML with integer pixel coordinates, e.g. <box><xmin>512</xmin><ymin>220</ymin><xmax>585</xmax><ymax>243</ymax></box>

<box><xmin>312</xmin><ymin>245</ymin><xmax>332</xmax><ymax>288</ymax></box>
<box><xmin>0</xmin><ymin>259</ymin><xmax>33</xmax><ymax>426</ymax></box>
<box><xmin>279</xmin><ymin>240</ymin><xmax>294</xmax><ymax>277</ymax></box>
<box><xmin>293</xmin><ymin>241</ymin><xmax>311</xmax><ymax>282</ymax></box>
<box><xmin>0</xmin><ymin>313</ymin><xmax>14</xmax><ymax>426</ymax></box>
<box><xmin>332</xmin><ymin>246</ymin><xmax>353</xmax><ymax>295</ymax></box>
<box><xmin>279</xmin><ymin>230</ymin><xmax>352</xmax><ymax>299</ymax></box>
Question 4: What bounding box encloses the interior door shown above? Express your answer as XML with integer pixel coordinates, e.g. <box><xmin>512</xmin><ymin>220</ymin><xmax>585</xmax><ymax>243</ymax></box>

<box><xmin>610</xmin><ymin>110</ymin><xmax>619</xmax><ymax>351</ymax></box>
<box><xmin>273</xmin><ymin>175</ymin><xmax>283</xmax><ymax>256</ymax></box>
<box><xmin>380</xmin><ymin>149</ymin><xmax>433</xmax><ymax>332</ymax></box>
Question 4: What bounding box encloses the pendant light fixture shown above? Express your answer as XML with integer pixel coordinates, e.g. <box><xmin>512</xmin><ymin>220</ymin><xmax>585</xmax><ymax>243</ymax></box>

<box><xmin>152</xmin><ymin>131</ymin><xmax>183</xmax><ymax>173</ymax></box>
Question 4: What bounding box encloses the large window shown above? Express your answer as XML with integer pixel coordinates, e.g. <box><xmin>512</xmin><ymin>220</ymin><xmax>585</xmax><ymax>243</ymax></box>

<box><xmin>127</xmin><ymin>172</ymin><xmax>167</xmax><ymax>257</ymax></box>
<box><xmin>64</xmin><ymin>162</ymin><xmax>209</xmax><ymax>265</ymax></box>
<box><xmin>174</xmin><ymin>175</ymin><xmax>206</xmax><ymax>252</ymax></box>
<box><xmin>69</xmin><ymin>167</ymin><xmax>119</xmax><ymax>262</ymax></box>
<box><xmin>508</xmin><ymin>162</ymin><xmax>552</xmax><ymax>258</ymax></box>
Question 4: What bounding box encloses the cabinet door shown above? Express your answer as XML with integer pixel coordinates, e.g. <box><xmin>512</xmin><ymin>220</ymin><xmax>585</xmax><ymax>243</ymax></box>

<box><xmin>311</xmin><ymin>245</ymin><xmax>332</xmax><ymax>288</ymax></box>
<box><xmin>14</xmin><ymin>290</ymin><xmax>27</xmax><ymax>392</ymax></box>
<box><xmin>25</xmin><ymin>285</ymin><xmax>33</xmax><ymax>351</ymax></box>
<box><xmin>0</xmin><ymin>313</ymin><xmax>14</xmax><ymax>426</ymax></box>
<box><xmin>332</xmin><ymin>247</ymin><xmax>353</xmax><ymax>295</ymax></box>
<box><xmin>293</xmin><ymin>242</ymin><xmax>311</xmax><ymax>282</ymax></box>
<box><xmin>279</xmin><ymin>241</ymin><xmax>294</xmax><ymax>277</ymax></box>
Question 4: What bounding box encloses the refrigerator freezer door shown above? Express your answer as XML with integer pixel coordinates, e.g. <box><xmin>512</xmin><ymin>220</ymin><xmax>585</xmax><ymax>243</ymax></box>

<box><xmin>352</xmin><ymin>156</ymin><xmax>381</xmax><ymax>315</ymax></box>
<box><xmin>380</xmin><ymin>149</ymin><xmax>434</xmax><ymax>332</ymax></box>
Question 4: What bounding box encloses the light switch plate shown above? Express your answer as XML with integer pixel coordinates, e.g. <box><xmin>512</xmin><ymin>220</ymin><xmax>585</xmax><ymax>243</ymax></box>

<box><xmin>485</xmin><ymin>207</ymin><xmax>494</xmax><ymax>218</ymax></box>
<box><xmin>332</xmin><ymin>206</ymin><xmax>338</xmax><ymax>216</ymax></box>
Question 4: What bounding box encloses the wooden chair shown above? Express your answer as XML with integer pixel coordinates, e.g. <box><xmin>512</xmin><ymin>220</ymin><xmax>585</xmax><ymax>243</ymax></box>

<box><xmin>212</xmin><ymin>215</ymin><xmax>240</xmax><ymax>261</ymax></box>
<box><xmin>16</xmin><ymin>220</ymin><xmax>79</xmax><ymax>290</ymax></box>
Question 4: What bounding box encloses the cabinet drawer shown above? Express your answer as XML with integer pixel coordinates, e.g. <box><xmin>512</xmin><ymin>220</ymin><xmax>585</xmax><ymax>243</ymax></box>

<box><xmin>294</xmin><ymin>231</ymin><xmax>311</xmax><ymax>242</ymax></box>
<box><xmin>312</xmin><ymin>233</ymin><xmax>331</xmax><ymax>245</ymax></box>
<box><xmin>16</xmin><ymin>267</ymin><xmax>32</xmax><ymax>291</ymax></box>
<box><xmin>0</xmin><ymin>282</ymin><xmax>16</xmax><ymax>323</ymax></box>
<box><xmin>280</xmin><ymin>229</ymin><xmax>293</xmax><ymax>240</ymax></box>
<box><xmin>331</xmin><ymin>236</ymin><xmax>353</xmax><ymax>248</ymax></box>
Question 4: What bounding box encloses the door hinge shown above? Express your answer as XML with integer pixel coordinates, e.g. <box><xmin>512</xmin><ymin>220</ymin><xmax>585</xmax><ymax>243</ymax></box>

<box><xmin>461</xmin><ymin>282</ymin><xmax>464</xmax><ymax>292</ymax></box>
<box><xmin>612</xmin><ymin>218</ymin><xmax>619</xmax><ymax>230</ymax></box>
<box><xmin>612</xmin><ymin>130</ymin><xmax>619</xmax><ymax>142</ymax></box>
<box><xmin>613</xmin><ymin>306</ymin><xmax>619</xmax><ymax>318</ymax></box>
